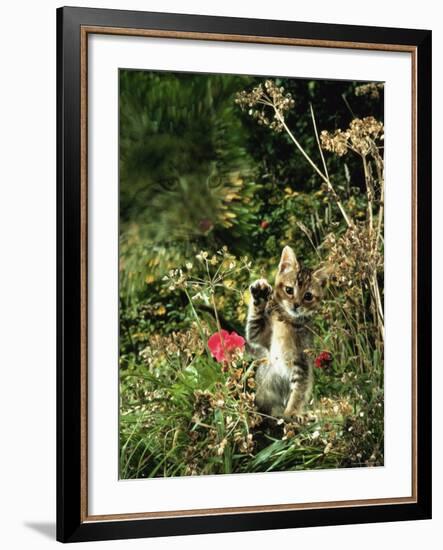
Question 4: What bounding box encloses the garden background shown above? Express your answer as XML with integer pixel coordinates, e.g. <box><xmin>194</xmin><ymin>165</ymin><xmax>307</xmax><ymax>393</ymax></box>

<box><xmin>119</xmin><ymin>70</ymin><xmax>385</xmax><ymax>479</ymax></box>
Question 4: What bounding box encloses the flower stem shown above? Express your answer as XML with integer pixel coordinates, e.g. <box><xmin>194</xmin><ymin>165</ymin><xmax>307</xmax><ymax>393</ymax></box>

<box><xmin>276</xmin><ymin>111</ymin><xmax>353</xmax><ymax>228</ymax></box>
<box><xmin>183</xmin><ymin>287</ymin><xmax>212</xmax><ymax>359</ymax></box>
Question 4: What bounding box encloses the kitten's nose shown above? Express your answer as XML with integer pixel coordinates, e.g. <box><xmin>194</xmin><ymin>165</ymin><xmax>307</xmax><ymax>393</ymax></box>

<box><xmin>293</xmin><ymin>303</ymin><xmax>300</xmax><ymax>310</ymax></box>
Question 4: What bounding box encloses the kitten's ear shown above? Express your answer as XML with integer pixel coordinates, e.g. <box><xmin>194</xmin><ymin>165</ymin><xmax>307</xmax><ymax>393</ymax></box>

<box><xmin>278</xmin><ymin>246</ymin><xmax>299</xmax><ymax>274</ymax></box>
<box><xmin>313</xmin><ymin>264</ymin><xmax>334</xmax><ymax>287</ymax></box>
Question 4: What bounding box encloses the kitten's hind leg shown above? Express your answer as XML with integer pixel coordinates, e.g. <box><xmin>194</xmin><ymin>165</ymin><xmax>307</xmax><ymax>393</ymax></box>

<box><xmin>283</xmin><ymin>364</ymin><xmax>313</xmax><ymax>420</ymax></box>
<box><xmin>246</xmin><ymin>279</ymin><xmax>272</xmax><ymax>351</ymax></box>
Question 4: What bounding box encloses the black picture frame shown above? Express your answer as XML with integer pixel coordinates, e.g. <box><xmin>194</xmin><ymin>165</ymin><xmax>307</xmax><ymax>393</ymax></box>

<box><xmin>57</xmin><ymin>6</ymin><xmax>432</xmax><ymax>543</ymax></box>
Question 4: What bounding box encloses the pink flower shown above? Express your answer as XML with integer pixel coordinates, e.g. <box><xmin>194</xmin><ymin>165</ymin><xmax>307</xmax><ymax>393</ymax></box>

<box><xmin>207</xmin><ymin>330</ymin><xmax>245</xmax><ymax>363</ymax></box>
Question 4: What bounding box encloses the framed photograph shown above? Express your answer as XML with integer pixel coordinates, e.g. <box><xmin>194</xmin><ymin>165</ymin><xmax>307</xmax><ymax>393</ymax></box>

<box><xmin>57</xmin><ymin>6</ymin><xmax>432</xmax><ymax>543</ymax></box>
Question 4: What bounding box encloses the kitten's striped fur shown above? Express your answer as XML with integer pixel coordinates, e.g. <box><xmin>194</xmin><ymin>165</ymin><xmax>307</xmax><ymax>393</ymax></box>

<box><xmin>246</xmin><ymin>246</ymin><xmax>330</xmax><ymax>418</ymax></box>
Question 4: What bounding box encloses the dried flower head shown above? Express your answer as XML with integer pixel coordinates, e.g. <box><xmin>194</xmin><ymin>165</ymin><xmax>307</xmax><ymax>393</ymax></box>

<box><xmin>320</xmin><ymin>116</ymin><xmax>384</xmax><ymax>157</ymax></box>
<box><xmin>323</xmin><ymin>223</ymin><xmax>382</xmax><ymax>289</ymax></box>
<box><xmin>355</xmin><ymin>82</ymin><xmax>384</xmax><ymax>99</ymax></box>
<box><xmin>140</xmin><ymin>325</ymin><xmax>208</xmax><ymax>368</ymax></box>
<box><xmin>235</xmin><ymin>80</ymin><xmax>295</xmax><ymax>133</ymax></box>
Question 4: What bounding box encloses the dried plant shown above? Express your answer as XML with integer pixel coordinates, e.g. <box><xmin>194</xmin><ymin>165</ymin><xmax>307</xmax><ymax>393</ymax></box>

<box><xmin>355</xmin><ymin>82</ymin><xmax>384</xmax><ymax>99</ymax></box>
<box><xmin>236</xmin><ymin>80</ymin><xmax>384</xmax><ymax>341</ymax></box>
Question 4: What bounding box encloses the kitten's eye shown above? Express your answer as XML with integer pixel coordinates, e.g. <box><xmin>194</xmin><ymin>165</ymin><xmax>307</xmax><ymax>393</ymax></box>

<box><xmin>285</xmin><ymin>286</ymin><xmax>294</xmax><ymax>295</ymax></box>
<box><xmin>304</xmin><ymin>291</ymin><xmax>313</xmax><ymax>302</ymax></box>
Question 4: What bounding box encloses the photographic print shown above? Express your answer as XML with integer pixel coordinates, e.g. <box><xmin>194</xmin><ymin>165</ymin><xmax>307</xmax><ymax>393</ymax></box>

<box><xmin>118</xmin><ymin>70</ymin><xmax>385</xmax><ymax>479</ymax></box>
<box><xmin>57</xmin><ymin>9</ymin><xmax>431</xmax><ymax>541</ymax></box>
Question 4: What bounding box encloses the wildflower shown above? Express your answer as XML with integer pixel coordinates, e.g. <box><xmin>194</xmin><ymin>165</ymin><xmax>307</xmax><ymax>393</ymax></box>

<box><xmin>314</xmin><ymin>351</ymin><xmax>333</xmax><ymax>369</ymax></box>
<box><xmin>198</xmin><ymin>218</ymin><xmax>214</xmax><ymax>233</ymax></box>
<box><xmin>196</xmin><ymin>251</ymin><xmax>208</xmax><ymax>262</ymax></box>
<box><xmin>154</xmin><ymin>305</ymin><xmax>166</xmax><ymax>316</ymax></box>
<box><xmin>235</xmin><ymin>80</ymin><xmax>295</xmax><ymax>133</ymax></box>
<box><xmin>207</xmin><ymin>329</ymin><xmax>245</xmax><ymax>363</ymax></box>
<box><xmin>320</xmin><ymin>117</ymin><xmax>383</xmax><ymax>157</ymax></box>
<box><xmin>283</xmin><ymin>422</ymin><xmax>296</xmax><ymax>439</ymax></box>
<box><xmin>217</xmin><ymin>438</ymin><xmax>228</xmax><ymax>456</ymax></box>
<box><xmin>355</xmin><ymin>82</ymin><xmax>384</xmax><ymax>99</ymax></box>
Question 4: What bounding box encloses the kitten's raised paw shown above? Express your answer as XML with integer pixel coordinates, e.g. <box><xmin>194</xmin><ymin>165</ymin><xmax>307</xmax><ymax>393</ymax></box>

<box><xmin>250</xmin><ymin>278</ymin><xmax>273</xmax><ymax>305</ymax></box>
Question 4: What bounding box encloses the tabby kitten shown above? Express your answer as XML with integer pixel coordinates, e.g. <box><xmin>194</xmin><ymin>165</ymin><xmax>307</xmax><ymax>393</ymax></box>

<box><xmin>246</xmin><ymin>246</ymin><xmax>330</xmax><ymax>418</ymax></box>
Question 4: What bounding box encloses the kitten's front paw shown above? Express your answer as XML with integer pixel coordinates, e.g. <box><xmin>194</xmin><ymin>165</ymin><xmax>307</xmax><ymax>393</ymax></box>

<box><xmin>250</xmin><ymin>279</ymin><xmax>273</xmax><ymax>306</ymax></box>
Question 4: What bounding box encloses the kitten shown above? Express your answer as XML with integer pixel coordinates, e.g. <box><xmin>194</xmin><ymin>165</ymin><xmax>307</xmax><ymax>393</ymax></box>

<box><xmin>246</xmin><ymin>246</ymin><xmax>330</xmax><ymax>419</ymax></box>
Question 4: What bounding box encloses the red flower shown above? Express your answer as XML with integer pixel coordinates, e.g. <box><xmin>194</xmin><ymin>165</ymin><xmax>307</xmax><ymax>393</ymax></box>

<box><xmin>198</xmin><ymin>218</ymin><xmax>214</xmax><ymax>233</ymax></box>
<box><xmin>260</xmin><ymin>220</ymin><xmax>270</xmax><ymax>229</ymax></box>
<box><xmin>315</xmin><ymin>351</ymin><xmax>333</xmax><ymax>369</ymax></box>
<box><xmin>208</xmin><ymin>330</ymin><xmax>245</xmax><ymax>363</ymax></box>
